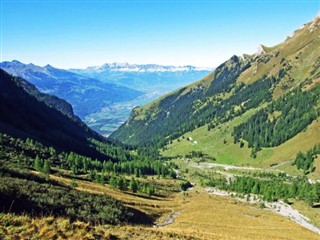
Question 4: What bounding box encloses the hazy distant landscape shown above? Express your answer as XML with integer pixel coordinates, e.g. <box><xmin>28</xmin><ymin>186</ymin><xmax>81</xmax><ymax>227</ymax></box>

<box><xmin>71</xmin><ymin>63</ymin><xmax>212</xmax><ymax>135</ymax></box>
<box><xmin>1</xmin><ymin>60</ymin><xmax>211</xmax><ymax>136</ymax></box>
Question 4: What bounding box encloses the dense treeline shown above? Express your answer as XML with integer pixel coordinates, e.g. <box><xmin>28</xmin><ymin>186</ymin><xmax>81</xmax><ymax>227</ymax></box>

<box><xmin>294</xmin><ymin>144</ymin><xmax>320</xmax><ymax>173</ymax></box>
<box><xmin>0</xmin><ymin>133</ymin><xmax>175</xmax><ymax>180</ymax></box>
<box><xmin>234</xmin><ymin>85</ymin><xmax>320</xmax><ymax>155</ymax></box>
<box><xmin>203</xmin><ymin>76</ymin><xmax>277</xmax><ymax>131</ymax></box>
<box><xmin>168</xmin><ymin>75</ymin><xmax>278</xmax><ymax>142</ymax></box>
<box><xmin>0</xmin><ymin>133</ymin><xmax>176</xmax><ymax>198</ymax></box>
<box><xmin>62</xmin><ymin>151</ymin><xmax>176</xmax><ymax>178</ymax></box>
<box><xmin>203</xmin><ymin>174</ymin><xmax>320</xmax><ymax>206</ymax></box>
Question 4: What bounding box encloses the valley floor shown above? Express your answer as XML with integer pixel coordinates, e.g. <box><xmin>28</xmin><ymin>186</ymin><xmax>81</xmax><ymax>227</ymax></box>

<box><xmin>1</xmin><ymin>179</ymin><xmax>319</xmax><ymax>240</ymax></box>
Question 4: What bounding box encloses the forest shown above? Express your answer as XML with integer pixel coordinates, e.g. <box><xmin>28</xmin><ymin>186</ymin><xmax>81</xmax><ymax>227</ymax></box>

<box><xmin>202</xmin><ymin>172</ymin><xmax>320</xmax><ymax>206</ymax></box>
<box><xmin>0</xmin><ymin>132</ymin><xmax>176</xmax><ymax>224</ymax></box>
<box><xmin>294</xmin><ymin>144</ymin><xmax>320</xmax><ymax>173</ymax></box>
<box><xmin>233</xmin><ymin>85</ymin><xmax>320</xmax><ymax>155</ymax></box>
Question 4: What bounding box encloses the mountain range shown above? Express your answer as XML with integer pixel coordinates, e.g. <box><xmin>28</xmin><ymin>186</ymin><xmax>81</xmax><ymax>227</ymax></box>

<box><xmin>70</xmin><ymin>63</ymin><xmax>212</xmax><ymax>92</ymax></box>
<box><xmin>0</xmin><ymin>60</ymin><xmax>143</xmax><ymax>119</ymax></box>
<box><xmin>72</xmin><ymin>63</ymin><xmax>212</xmax><ymax>73</ymax></box>
<box><xmin>1</xmin><ymin>61</ymin><xmax>211</xmax><ymax>136</ymax></box>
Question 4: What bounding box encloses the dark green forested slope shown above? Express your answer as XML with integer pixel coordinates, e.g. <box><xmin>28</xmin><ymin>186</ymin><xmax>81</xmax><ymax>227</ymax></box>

<box><xmin>110</xmin><ymin>16</ymin><xmax>320</xmax><ymax>148</ymax></box>
<box><xmin>0</xmin><ymin>69</ymin><xmax>118</xmax><ymax>160</ymax></box>
<box><xmin>110</xmin><ymin>56</ymin><xmax>252</xmax><ymax>146</ymax></box>
<box><xmin>233</xmin><ymin>85</ymin><xmax>320</xmax><ymax>154</ymax></box>
<box><xmin>13</xmin><ymin>73</ymin><xmax>77</xmax><ymax>120</ymax></box>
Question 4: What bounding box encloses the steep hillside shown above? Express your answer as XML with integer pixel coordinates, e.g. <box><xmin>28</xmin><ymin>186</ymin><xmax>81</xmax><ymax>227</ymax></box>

<box><xmin>7</xmin><ymin>72</ymin><xmax>77</xmax><ymax>120</ymax></box>
<box><xmin>111</xmin><ymin>16</ymin><xmax>320</xmax><ymax>150</ymax></box>
<box><xmin>0</xmin><ymin>69</ymin><xmax>112</xmax><ymax>159</ymax></box>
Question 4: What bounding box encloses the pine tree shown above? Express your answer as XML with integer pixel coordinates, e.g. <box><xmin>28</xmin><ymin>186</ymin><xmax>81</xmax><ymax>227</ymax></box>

<box><xmin>34</xmin><ymin>155</ymin><xmax>42</xmax><ymax>172</ymax></box>
<box><xmin>130</xmin><ymin>177</ymin><xmax>138</xmax><ymax>193</ymax></box>
<box><xmin>100</xmin><ymin>173</ymin><xmax>106</xmax><ymax>185</ymax></box>
<box><xmin>89</xmin><ymin>170</ymin><xmax>95</xmax><ymax>181</ymax></box>
<box><xmin>134</xmin><ymin>168</ymin><xmax>140</xmax><ymax>178</ymax></box>
<box><xmin>109</xmin><ymin>176</ymin><xmax>117</xmax><ymax>189</ymax></box>
<box><xmin>118</xmin><ymin>177</ymin><xmax>127</xmax><ymax>191</ymax></box>
<box><xmin>43</xmin><ymin>160</ymin><xmax>51</xmax><ymax>174</ymax></box>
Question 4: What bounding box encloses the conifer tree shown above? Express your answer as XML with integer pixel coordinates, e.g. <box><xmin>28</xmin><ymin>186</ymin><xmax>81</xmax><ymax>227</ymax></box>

<box><xmin>34</xmin><ymin>155</ymin><xmax>42</xmax><ymax>172</ymax></box>
<box><xmin>43</xmin><ymin>160</ymin><xmax>51</xmax><ymax>174</ymax></box>
<box><xmin>130</xmin><ymin>177</ymin><xmax>138</xmax><ymax>193</ymax></box>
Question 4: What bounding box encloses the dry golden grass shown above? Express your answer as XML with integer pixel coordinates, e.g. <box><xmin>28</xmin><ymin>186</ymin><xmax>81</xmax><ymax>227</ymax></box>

<box><xmin>2</xmin><ymin>187</ymin><xmax>319</xmax><ymax>240</ymax></box>
<box><xmin>0</xmin><ymin>213</ymin><xmax>201</xmax><ymax>240</ymax></box>
<box><xmin>164</xmin><ymin>188</ymin><xmax>320</xmax><ymax>240</ymax></box>
<box><xmin>48</xmin><ymin>173</ymin><xmax>182</xmax><ymax>219</ymax></box>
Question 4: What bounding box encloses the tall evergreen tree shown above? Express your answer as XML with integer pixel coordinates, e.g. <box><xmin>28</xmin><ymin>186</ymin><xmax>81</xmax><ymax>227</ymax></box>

<box><xmin>130</xmin><ymin>177</ymin><xmax>139</xmax><ymax>193</ymax></box>
<box><xmin>34</xmin><ymin>155</ymin><xmax>42</xmax><ymax>172</ymax></box>
<box><xmin>43</xmin><ymin>160</ymin><xmax>51</xmax><ymax>174</ymax></box>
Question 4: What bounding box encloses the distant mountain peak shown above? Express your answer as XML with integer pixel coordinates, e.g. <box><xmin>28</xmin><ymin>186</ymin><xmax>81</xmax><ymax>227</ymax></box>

<box><xmin>12</xmin><ymin>60</ymin><xmax>22</xmax><ymax>64</ymax></box>
<box><xmin>256</xmin><ymin>44</ymin><xmax>266</xmax><ymax>55</ymax></box>
<box><xmin>79</xmin><ymin>63</ymin><xmax>214</xmax><ymax>73</ymax></box>
<box><xmin>45</xmin><ymin>64</ymin><xmax>54</xmax><ymax>68</ymax></box>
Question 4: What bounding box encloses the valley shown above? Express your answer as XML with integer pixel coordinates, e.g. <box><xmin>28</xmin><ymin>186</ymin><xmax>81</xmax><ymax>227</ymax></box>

<box><xmin>0</xmin><ymin>61</ymin><xmax>211</xmax><ymax>136</ymax></box>
<box><xmin>73</xmin><ymin>64</ymin><xmax>212</xmax><ymax>136</ymax></box>
<box><xmin>1</xmin><ymin>158</ymin><xmax>319</xmax><ymax>239</ymax></box>
<box><xmin>1</xmin><ymin>4</ymin><xmax>320</xmax><ymax>240</ymax></box>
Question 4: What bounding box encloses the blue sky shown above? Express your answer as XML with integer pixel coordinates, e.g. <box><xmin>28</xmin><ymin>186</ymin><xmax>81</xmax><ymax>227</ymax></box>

<box><xmin>1</xmin><ymin>0</ymin><xmax>319</xmax><ymax>68</ymax></box>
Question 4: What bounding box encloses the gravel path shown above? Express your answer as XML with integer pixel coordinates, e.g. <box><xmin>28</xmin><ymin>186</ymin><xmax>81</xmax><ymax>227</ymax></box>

<box><xmin>155</xmin><ymin>211</ymin><xmax>181</xmax><ymax>227</ymax></box>
<box><xmin>188</xmin><ymin>161</ymin><xmax>270</xmax><ymax>172</ymax></box>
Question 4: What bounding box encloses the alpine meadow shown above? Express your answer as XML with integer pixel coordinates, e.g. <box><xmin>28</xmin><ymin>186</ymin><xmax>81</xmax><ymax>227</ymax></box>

<box><xmin>0</xmin><ymin>1</ymin><xmax>320</xmax><ymax>240</ymax></box>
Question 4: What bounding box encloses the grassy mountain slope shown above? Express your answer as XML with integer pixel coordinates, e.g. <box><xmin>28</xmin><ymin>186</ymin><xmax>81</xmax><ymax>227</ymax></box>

<box><xmin>110</xmin><ymin>16</ymin><xmax>320</xmax><ymax>156</ymax></box>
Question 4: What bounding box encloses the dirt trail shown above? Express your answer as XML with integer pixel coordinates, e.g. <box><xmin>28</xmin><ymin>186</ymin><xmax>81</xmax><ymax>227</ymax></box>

<box><xmin>155</xmin><ymin>211</ymin><xmax>181</xmax><ymax>227</ymax></box>
<box><xmin>188</xmin><ymin>161</ymin><xmax>271</xmax><ymax>172</ymax></box>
